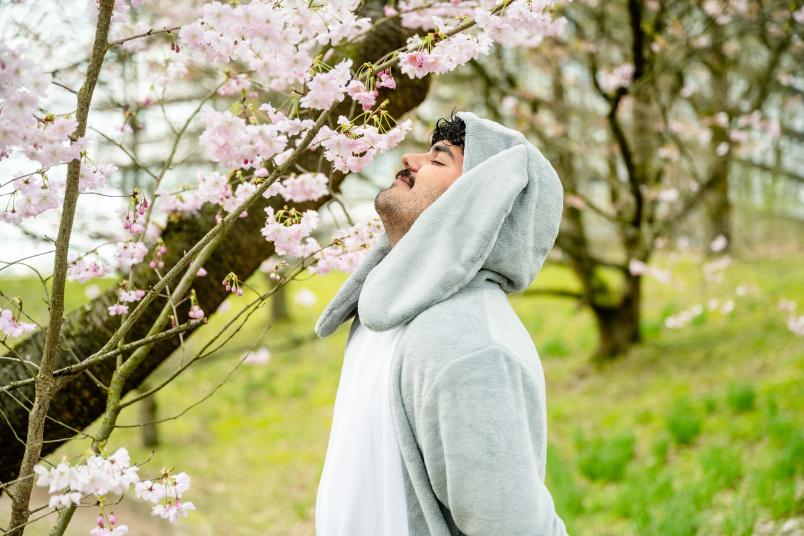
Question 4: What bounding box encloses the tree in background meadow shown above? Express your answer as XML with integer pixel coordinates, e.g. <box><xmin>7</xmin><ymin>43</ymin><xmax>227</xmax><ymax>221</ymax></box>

<box><xmin>428</xmin><ymin>0</ymin><xmax>802</xmax><ymax>358</ymax></box>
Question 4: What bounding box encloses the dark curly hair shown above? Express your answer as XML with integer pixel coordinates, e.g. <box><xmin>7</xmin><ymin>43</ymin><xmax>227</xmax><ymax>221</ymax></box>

<box><xmin>431</xmin><ymin>112</ymin><xmax>465</xmax><ymax>151</ymax></box>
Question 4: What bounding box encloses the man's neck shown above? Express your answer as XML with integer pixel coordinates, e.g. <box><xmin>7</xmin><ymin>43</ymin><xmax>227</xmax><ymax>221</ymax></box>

<box><xmin>386</xmin><ymin>229</ymin><xmax>404</xmax><ymax>248</ymax></box>
<box><xmin>379</xmin><ymin>220</ymin><xmax>408</xmax><ymax>249</ymax></box>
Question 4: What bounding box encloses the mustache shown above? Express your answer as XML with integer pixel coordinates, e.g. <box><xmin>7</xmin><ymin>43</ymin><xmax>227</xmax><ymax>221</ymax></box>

<box><xmin>395</xmin><ymin>168</ymin><xmax>415</xmax><ymax>186</ymax></box>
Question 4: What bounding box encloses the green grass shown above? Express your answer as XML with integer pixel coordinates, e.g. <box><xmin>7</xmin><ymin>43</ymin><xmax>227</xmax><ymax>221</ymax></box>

<box><xmin>665</xmin><ymin>396</ymin><xmax>703</xmax><ymax>446</ymax></box>
<box><xmin>1</xmin><ymin>251</ymin><xmax>803</xmax><ymax>535</ymax></box>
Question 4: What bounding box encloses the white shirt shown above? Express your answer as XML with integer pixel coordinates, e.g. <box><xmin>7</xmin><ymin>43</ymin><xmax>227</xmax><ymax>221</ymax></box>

<box><xmin>315</xmin><ymin>319</ymin><xmax>410</xmax><ymax>536</ymax></box>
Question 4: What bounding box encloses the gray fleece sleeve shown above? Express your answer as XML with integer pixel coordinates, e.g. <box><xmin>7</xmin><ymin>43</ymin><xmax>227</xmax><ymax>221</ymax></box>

<box><xmin>416</xmin><ymin>344</ymin><xmax>568</xmax><ymax>535</ymax></box>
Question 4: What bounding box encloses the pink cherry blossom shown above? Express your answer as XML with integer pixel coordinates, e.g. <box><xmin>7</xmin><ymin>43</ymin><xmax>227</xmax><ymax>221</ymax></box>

<box><xmin>709</xmin><ymin>234</ymin><xmax>728</xmax><ymax>253</ymax></box>
<box><xmin>108</xmin><ymin>304</ymin><xmax>129</xmax><ymax>316</ymax></box>
<box><xmin>0</xmin><ymin>309</ymin><xmax>36</xmax><ymax>337</ymax></box>
<box><xmin>134</xmin><ymin>480</ymin><xmax>165</xmax><ymax>503</ymax></box>
<box><xmin>114</xmin><ymin>242</ymin><xmax>148</xmax><ymax>272</ymax></box>
<box><xmin>79</xmin><ymin>163</ymin><xmax>118</xmax><ymax>193</ymax></box>
<box><xmin>346</xmin><ymin>79</ymin><xmax>379</xmax><ymax>110</ymax></box>
<box><xmin>260</xmin><ymin>206</ymin><xmax>320</xmax><ymax>258</ymax></box>
<box><xmin>598</xmin><ymin>63</ymin><xmax>635</xmax><ymax>92</ymax></box>
<box><xmin>399</xmin><ymin>32</ymin><xmax>493</xmax><ymax>79</ymax></box>
<box><xmin>308</xmin><ymin>218</ymin><xmax>384</xmax><ymax>275</ymax></box>
<box><xmin>376</xmin><ymin>69</ymin><xmax>396</xmax><ymax>89</ymax></box>
<box><xmin>67</xmin><ymin>258</ymin><xmax>106</xmax><ymax>283</ymax></box>
<box><xmin>221</xmin><ymin>181</ymin><xmax>257</xmax><ymax>215</ymax></box>
<box><xmin>118</xmin><ymin>289</ymin><xmax>145</xmax><ymax>303</ymax></box>
<box><xmin>152</xmin><ymin>499</ymin><xmax>196</xmax><ymax>522</ymax></box>
<box><xmin>48</xmin><ymin>491</ymin><xmax>82</xmax><ymax>509</ymax></box>
<box><xmin>243</xmin><ymin>347</ymin><xmax>271</xmax><ymax>365</ymax></box>
<box><xmin>218</xmin><ymin>73</ymin><xmax>252</xmax><ymax>97</ymax></box>
<box><xmin>310</xmin><ymin>118</ymin><xmax>412</xmax><ymax>173</ymax></box>
<box><xmin>198</xmin><ymin>107</ymin><xmax>288</xmax><ymax>169</ymax></box>
<box><xmin>299</xmin><ymin>59</ymin><xmax>354</xmax><ymax>110</ymax></box>
<box><xmin>279</xmin><ymin>173</ymin><xmax>330</xmax><ymax>203</ymax></box>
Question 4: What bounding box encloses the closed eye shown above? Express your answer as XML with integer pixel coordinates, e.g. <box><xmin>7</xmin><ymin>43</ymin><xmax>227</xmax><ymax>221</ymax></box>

<box><xmin>431</xmin><ymin>160</ymin><xmax>444</xmax><ymax>166</ymax></box>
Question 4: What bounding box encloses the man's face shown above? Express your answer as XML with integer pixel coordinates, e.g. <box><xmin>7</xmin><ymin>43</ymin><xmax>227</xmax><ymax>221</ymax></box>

<box><xmin>374</xmin><ymin>140</ymin><xmax>464</xmax><ymax>247</ymax></box>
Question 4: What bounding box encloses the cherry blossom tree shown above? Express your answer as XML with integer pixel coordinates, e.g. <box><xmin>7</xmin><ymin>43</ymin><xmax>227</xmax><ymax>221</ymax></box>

<box><xmin>1</xmin><ymin>0</ymin><xmax>570</xmax><ymax>534</ymax></box>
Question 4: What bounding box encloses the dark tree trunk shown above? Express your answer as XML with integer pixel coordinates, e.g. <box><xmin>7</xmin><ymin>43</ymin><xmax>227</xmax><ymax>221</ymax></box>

<box><xmin>590</xmin><ymin>275</ymin><xmax>642</xmax><ymax>360</ymax></box>
<box><xmin>0</xmin><ymin>5</ymin><xmax>430</xmax><ymax>486</ymax></box>
<box><xmin>138</xmin><ymin>383</ymin><xmax>159</xmax><ymax>448</ymax></box>
<box><xmin>703</xmin><ymin>151</ymin><xmax>733</xmax><ymax>256</ymax></box>
<box><xmin>702</xmin><ymin>34</ymin><xmax>733</xmax><ymax>255</ymax></box>
<box><xmin>270</xmin><ymin>281</ymin><xmax>290</xmax><ymax>323</ymax></box>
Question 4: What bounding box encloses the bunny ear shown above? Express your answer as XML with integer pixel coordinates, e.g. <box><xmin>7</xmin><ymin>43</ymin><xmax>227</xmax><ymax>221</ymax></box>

<box><xmin>356</xmin><ymin>143</ymin><xmax>530</xmax><ymax>331</ymax></box>
<box><xmin>314</xmin><ymin>232</ymin><xmax>391</xmax><ymax>337</ymax></box>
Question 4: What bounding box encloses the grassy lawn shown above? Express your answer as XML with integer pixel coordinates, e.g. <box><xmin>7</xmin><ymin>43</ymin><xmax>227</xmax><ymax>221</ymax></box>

<box><xmin>1</xmin><ymin>251</ymin><xmax>802</xmax><ymax>535</ymax></box>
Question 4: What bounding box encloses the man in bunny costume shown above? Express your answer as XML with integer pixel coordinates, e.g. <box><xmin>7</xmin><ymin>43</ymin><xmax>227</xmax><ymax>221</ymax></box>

<box><xmin>315</xmin><ymin>111</ymin><xmax>569</xmax><ymax>536</ymax></box>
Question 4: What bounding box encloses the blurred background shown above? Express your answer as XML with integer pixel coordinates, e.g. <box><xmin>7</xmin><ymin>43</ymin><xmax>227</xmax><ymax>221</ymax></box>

<box><xmin>1</xmin><ymin>0</ymin><xmax>803</xmax><ymax>534</ymax></box>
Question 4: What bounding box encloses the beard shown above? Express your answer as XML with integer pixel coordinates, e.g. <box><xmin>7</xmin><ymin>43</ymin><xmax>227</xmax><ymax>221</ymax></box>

<box><xmin>374</xmin><ymin>181</ymin><xmax>440</xmax><ymax>246</ymax></box>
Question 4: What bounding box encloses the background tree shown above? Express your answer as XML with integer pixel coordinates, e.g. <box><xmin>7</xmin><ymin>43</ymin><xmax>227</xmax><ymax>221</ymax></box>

<box><xmin>430</xmin><ymin>0</ymin><xmax>802</xmax><ymax>359</ymax></box>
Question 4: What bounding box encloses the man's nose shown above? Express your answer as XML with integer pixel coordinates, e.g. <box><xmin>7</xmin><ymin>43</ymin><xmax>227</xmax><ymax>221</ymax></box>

<box><xmin>401</xmin><ymin>153</ymin><xmax>419</xmax><ymax>171</ymax></box>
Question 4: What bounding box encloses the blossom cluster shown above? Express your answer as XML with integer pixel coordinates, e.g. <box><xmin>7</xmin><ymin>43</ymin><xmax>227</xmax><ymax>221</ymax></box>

<box><xmin>114</xmin><ymin>241</ymin><xmax>149</xmax><ymax>272</ymax></box>
<box><xmin>178</xmin><ymin>0</ymin><xmax>371</xmax><ymax>92</ymax></box>
<box><xmin>188</xmin><ymin>288</ymin><xmax>206</xmax><ymax>320</ymax></box>
<box><xmin>0</xmin><ymin>45</ymin><xmax>83</xmax><ymax>163</ymax></box>
<box><xmin>300</xmin><ymin>59</ymin><xmax>354</xmax><ymax>110</ymax></box>
<box><xmin>162</xmin><ymin>169</ymin><xmax>330</xmax><ymax>219</ymax></box>
<box><xmin>218</xmin><ymin>72</ymin><xmax>253</xmax><ymax>97</ymax></box>
<box><xmin>108</xmin><ymin>287</ymin><xmax>146</xmax><ymax>317</ymax></box>
<box><xmin>310</xmin><ymin>117</ymin><xmax>412</xmax><ymax>173</ymax></box>
<box><xmin>67</xmin><ymin>257</ymin><xmax>107</xmax><ymax>283</ymax></box>
<box><xmin>222</xmin><ymin>271</ymin><xmax>244</xmax><ymax>296</ymax></box>
<box><xmin>80</xmin><ymin>163</ymin><xmax>117</xmax><ymax>193</ymax></box>
<box><xmin>260</xmin><ymin>206</ymin><xmax>321</xmax><ymax>258</ymax></box>
<box><xmin>122</xmin><ymin>190</ymin><xmax>149</xmax><ymax>236</ymax></box>
<box><xmin>399</xmin><ymin>31</ymin><xmax>493</xmax><ymax>79</ymax></box>
<box><xmin>0</xmin><ymin>44</ymin><xmax>89</xmax><ymax>223</ymax></box>
<box><xmin>276</xmin><ymin>172</ymin><xmax>330</xmax><ymax>203</ymax></box>
<box><xmin>307</xmin><ymin>217</ymin><xmax>384</xmax><ymax>275</ymax></box>
<box><xmin>134</xmin><ymin>468</ymin><xmax>196</xmax><ymax>522</ymax></box>
<box><xmin>33</xmin><ymin>448</ymin><xmax>139</xmax><ymax>510</ymax></box>
<box><xmin>0</xmin><ymin>153</ymin><xmax>116</xmax><ymax>225</ymax></box>
<box><xmin>397</xmin><ymin>0</ymin><xmax>566</xmax><ymax>49</ymax></box>
<box><xmin>472</xmin><ymin>2</ymin><xmax>567</xmax><ymax>48</ymax></box>
<box><xmin>1</xmin><ymin>174</ymin><xmax>63</xmax><ymax>223</ymax></box>
<box><xmin>34</xmin><ymin>447</ymin><xmax>195</xmax><ymax>533</ymax></box>
<box><xmin>257</xmin><ymin>189</ymin><xmax>384</xmax><ymax>279</ymax></box>
<box><xmin>198</xmin><ymin>106</ymin><xmax>289</xmax><ymax>170</ymax></box>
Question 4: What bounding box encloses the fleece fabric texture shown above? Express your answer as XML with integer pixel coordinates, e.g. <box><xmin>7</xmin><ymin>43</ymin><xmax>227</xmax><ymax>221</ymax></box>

<box><xmin>315</xmin><ymin>111</ymin><xmax>569</xmax><ymax>535</ymax></box>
